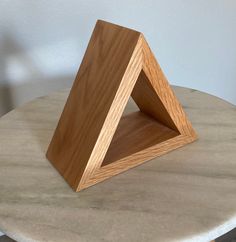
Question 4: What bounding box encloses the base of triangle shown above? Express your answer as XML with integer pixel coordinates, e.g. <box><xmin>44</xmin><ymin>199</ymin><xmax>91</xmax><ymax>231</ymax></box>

<box><xmin>75</xmin><ymin>113</ymin><xmax>197</xmax><ymax>192</ymax></box>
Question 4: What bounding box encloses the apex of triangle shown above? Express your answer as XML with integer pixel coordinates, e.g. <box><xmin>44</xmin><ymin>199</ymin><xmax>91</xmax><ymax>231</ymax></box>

<box><xmin>96</xmin><ymin>19</ymin><xmax>142</xmax><ymax>35</ymax></box>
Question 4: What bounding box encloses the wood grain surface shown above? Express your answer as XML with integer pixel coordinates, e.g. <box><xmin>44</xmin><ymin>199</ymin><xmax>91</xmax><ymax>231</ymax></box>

<box><xmin>46</xmin><ymin>20</ymin><xmax>197</xmax><ymax>191</ymax></box>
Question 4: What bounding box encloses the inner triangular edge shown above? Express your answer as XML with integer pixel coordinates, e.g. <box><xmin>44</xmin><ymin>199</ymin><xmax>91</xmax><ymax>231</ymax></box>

<box><xmin>131</xmin><ymin>69</ymin><xmax>180</xmax><ymax>132</ymax></box>
<box><xmin>101</xmin><ymin>68</ymin><xmax>181</xmax><ymax>167</ymax></box>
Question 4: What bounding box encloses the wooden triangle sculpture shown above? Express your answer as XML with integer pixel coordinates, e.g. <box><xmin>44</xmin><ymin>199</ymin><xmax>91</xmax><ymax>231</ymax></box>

<box><xmin>46</xmin><ymin>20</ymin><xmax>197</xmax><ymax>192</ymax></box>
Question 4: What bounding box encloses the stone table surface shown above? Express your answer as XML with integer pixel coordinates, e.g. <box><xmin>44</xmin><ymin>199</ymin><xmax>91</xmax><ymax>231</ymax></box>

<box><xmin>0</xmin><ymin>86</ymin><xmax>236</xmax><ymax>242</ymax></box>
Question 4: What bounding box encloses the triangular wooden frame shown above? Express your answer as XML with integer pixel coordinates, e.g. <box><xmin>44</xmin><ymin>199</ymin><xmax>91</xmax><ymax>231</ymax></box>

<box><xmin>46</xmin><ymin>20</ymin><xmax>197</xmax><ymax>192</ymax></box>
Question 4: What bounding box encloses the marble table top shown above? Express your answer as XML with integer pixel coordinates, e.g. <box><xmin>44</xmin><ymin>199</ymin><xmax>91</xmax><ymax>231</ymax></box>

<box><xmin>0</xmin><ymin>86</ymin><xmax>236</xmax><ymax>242</ymax></box>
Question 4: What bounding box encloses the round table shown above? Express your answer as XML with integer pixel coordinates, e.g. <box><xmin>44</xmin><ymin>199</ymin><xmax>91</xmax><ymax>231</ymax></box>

<box><xmin>0</xmin><ymin>87</ymin><xmax>235</xmax><ymax>242</ymax></box>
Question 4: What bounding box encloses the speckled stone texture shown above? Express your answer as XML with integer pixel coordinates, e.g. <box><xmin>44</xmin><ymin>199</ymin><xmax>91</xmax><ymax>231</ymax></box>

<box><xmin>0</xmin><ymin>87</ymin><xmax>236</xmax><ymax>242</ymax></box>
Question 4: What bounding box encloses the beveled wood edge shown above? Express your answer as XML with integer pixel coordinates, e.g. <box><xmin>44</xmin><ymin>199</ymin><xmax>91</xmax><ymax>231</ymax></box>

<box><xmin>77</xmin><ymin>134</ymin><xmax>197</xmax><ymax>191</ymax></box>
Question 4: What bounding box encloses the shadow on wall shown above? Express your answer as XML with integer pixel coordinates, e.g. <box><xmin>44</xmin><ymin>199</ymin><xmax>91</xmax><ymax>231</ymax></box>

<box><xmin>0</xmin><ymin>85</ymin><xmax>13</xmax><ymax>116</ymax></box>
<box><xmin>0</xmin><ymin>34</ymin><xmax>15</xmax><ymax>115</ymax></box>
<box><xmin>0</xmin><ymin>33</ymin><xmax>74</xmax><ymax>117</ymax></box>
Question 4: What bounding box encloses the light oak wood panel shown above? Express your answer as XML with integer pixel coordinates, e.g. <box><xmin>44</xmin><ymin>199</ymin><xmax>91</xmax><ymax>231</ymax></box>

<box><xmin>102</xmin><ymin>111</ymin><xmax>179</xmax><ymax>166</ymax></box>
<box><xmin>47</xmin><ymin>20</ymin><xmax>142</xmax><ymax>190</ymax></box>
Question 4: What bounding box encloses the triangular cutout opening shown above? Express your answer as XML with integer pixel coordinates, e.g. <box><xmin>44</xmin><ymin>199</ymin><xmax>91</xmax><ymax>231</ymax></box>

<box><xmin>102</xmin><ymin>70</ymin><xmax>180</xmax><ymax>167</ymax></box>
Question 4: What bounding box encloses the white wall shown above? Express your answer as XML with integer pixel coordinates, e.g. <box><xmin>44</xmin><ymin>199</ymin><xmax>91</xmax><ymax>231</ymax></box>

<box><xmin>0</xmin><ymin>0</ymin><xmax>236</xmax><ymax>117</ymax></box>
